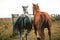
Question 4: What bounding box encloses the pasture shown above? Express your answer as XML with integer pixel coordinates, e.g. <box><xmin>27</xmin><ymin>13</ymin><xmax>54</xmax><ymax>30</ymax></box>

<box><xmin>0</xmin><ymin>18</ymin><xmax>60</xmax><ymax>40</ymax></box>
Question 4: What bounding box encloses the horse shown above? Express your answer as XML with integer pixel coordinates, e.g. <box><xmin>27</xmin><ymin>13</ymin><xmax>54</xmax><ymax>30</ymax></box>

<box><xmin>13</xmin><ymin>6</ymin><xmax>32</xmax><ymax>40</ymax></box>
<box><xmin>32</xmin><ymin>3</ymin><xmax>52</xmax><ymax>40</ymax></box>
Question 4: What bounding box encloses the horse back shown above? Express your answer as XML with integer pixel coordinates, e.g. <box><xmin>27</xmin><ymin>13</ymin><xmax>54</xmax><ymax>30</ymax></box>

<box><xmin>34</xmin><ymin>11</ymin><xmax>43</xmax><ymax>27</ymax></box>
<box><xmin>41</xmin><ymin>12</ymin><xmax>51</xmax><ymax>21</ymax></box>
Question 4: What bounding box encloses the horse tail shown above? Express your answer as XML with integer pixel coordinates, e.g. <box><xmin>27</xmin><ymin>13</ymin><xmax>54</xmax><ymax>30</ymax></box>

<box><xmin>24</xmin><ymin>15</ymin><xmax>32</xmax><ymax>29</ymax></box>
<box><xmin>24</xmin><ymin>16</ymin><xmax>28</xmax><ymax>27</ymax></box>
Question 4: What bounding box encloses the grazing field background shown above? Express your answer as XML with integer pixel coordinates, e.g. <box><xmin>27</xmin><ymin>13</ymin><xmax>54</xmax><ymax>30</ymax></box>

<box><xmin>0</xmin><ymin>18</ymin><xmax>60</xmax><ymax>40</ymax></box>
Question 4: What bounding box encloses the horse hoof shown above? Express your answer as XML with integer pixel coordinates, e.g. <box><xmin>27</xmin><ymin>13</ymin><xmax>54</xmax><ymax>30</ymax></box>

<box><xmin>37</xmin><ymin>37</ymin><xmax>41</xmax><ymax>40</ymax></box>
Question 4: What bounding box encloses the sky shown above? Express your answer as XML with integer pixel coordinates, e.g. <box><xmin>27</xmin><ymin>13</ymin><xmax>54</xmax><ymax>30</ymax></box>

<box><xmin>0</xmin><ymin>0</ymin><xmax>60</xmax><ymax>18</ymax></box>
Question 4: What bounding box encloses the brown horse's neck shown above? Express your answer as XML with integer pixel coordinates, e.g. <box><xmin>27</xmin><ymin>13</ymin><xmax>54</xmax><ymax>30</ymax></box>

<box><xmin>33</xmin><ymin>9</ymin><xmax>41</xmax><ymax>16</ymax></box>
<box><xmin>33</xmin><ymin>9</ymin><xmax>39</xmax><ymax>15</ymax></box>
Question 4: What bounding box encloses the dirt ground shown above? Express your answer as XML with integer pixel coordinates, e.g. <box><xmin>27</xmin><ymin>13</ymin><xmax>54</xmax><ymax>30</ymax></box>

<box><xmin>0</xmin><ymin>18</ymin><xmax>60</xmax><ymax>40</ymax></box>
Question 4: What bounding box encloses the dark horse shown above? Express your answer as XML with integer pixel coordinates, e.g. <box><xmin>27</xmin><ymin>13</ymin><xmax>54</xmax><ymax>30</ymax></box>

<box><xmin>32</xmin><ymin>3</ymin><xmax>52</xmax><ymax>40</ymax></box>
<box><xmin>13</xmin><ymin>6</ymin><xmax>32</xmax><ymax>40</ymax></box>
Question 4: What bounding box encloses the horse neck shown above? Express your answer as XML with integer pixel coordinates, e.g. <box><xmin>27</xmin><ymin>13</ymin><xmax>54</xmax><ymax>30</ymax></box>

<box><xmin>33</xmin><ymin>9</ymin><xmax>41</xmax><ymax>16</ymax></box>
<box><xmin>24</xmin><ymin>12</ymin><xmax>28</xmax><ymax>14</ymax></box>
<box><xmin>24</xmin><ymin>10</ymin><xmax>28</xmax><ymax>14</ymax></box>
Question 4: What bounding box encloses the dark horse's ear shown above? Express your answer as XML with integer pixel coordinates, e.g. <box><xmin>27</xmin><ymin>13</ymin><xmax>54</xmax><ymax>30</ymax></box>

<box><xmin>27</xmin><ymin>6</ymin><xmax>28</xmax><ymax>8</ymax></box>
<box><xmin>22</xmin><ymin>6</ymin><xmax>24</xmax><ymax>8</ymax></box>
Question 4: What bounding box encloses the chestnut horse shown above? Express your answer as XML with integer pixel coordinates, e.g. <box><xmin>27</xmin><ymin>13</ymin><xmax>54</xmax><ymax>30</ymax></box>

<box><xmin>32</xmin><ymin>3</ymin><xmax>52</xmax><ymax>40</ymax></box>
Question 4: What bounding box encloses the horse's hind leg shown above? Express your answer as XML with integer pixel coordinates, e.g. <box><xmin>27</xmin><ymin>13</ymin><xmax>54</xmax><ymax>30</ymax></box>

<box><xmin>37</xmin><ymin>30</ymin><xmax>41</xmax><ymax>40</ymax></box>
<box><xmin>47</xmin><ymin>25</ymin><xmax>51</xmax><ymax>40</ymax></box>
<box><xmin>34</xmin><ymin>26</ymin><xmax>37</xmax><ymax>40</ymax></box>
<box><xmin>19</xmin><ymin>31</ymin><xmax>22</xmax><ymax>40</ymax></box>
<box><xmin>38</xmin><ymin>28</ymin><xmax>46</xmax><ymax>40</ymax></box>
<box><xmin>25</xmin><ymin>29</ymin><xmax>31</xmax><ymax>40</ymax></box>
<box><xmin>19</xmin><ymin>30</ymin><xmax>24</xmax><ymax>40</ymax></box>
<box><xmin>25</xmin><ymin>30</ymin><xmax>28</xmax><ymax>40</ymax></box>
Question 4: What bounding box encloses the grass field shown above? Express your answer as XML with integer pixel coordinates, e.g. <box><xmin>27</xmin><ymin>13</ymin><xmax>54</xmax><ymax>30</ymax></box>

<box><xmin>0</xmin><ymin>18</ymin><xmax>60</xmax><ymax>40</ymax></box>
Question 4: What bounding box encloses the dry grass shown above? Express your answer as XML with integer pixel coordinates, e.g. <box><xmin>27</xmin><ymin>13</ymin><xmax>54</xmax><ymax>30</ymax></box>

<box><xmin>0</xmin><ymin>18</ymin><xmax>60</xmax><ymax>40</ymax></box>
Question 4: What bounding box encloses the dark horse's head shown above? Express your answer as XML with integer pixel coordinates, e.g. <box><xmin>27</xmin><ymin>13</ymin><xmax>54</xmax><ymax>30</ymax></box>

<box><xmin>22</xmin><ymin>6</ymin><xmax>28</xmax><ymax>14</ymax></box>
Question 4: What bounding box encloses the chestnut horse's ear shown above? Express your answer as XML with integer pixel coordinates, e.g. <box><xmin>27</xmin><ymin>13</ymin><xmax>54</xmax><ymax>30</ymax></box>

<box><xmin>37</xmin><ymin>3</ymin><xmax>38</xmax><ymax>5</ymax></box>
<box><xmin>32</xmin><ymin>3</ymin><xmax>33</xmax><ymax>5</ymax></box>
<box><xmin>32</xmin><ymin>3</ymin><xmax>35</xmax><ymax>6</ymax></box>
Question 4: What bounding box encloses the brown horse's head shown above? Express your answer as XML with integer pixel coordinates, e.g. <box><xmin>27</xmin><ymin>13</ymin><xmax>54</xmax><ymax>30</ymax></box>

<box><xmin>32</xmin><ymin>3</ymin><xmax>40</xmax><ymax>15</ymax></box>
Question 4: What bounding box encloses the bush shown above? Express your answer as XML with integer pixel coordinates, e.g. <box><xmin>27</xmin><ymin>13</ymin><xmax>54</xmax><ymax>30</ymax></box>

<box><xmin>55</xmin><ymin>15</ymin><xmax>60</xmax><ymax>20</ymax></box>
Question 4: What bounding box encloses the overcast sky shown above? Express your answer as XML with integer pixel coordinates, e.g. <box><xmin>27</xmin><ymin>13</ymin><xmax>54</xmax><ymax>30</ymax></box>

<box><xmin>0</xmin><ymin>0</ymin><xmax>60</xmax><ymax>18</ymax></box>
